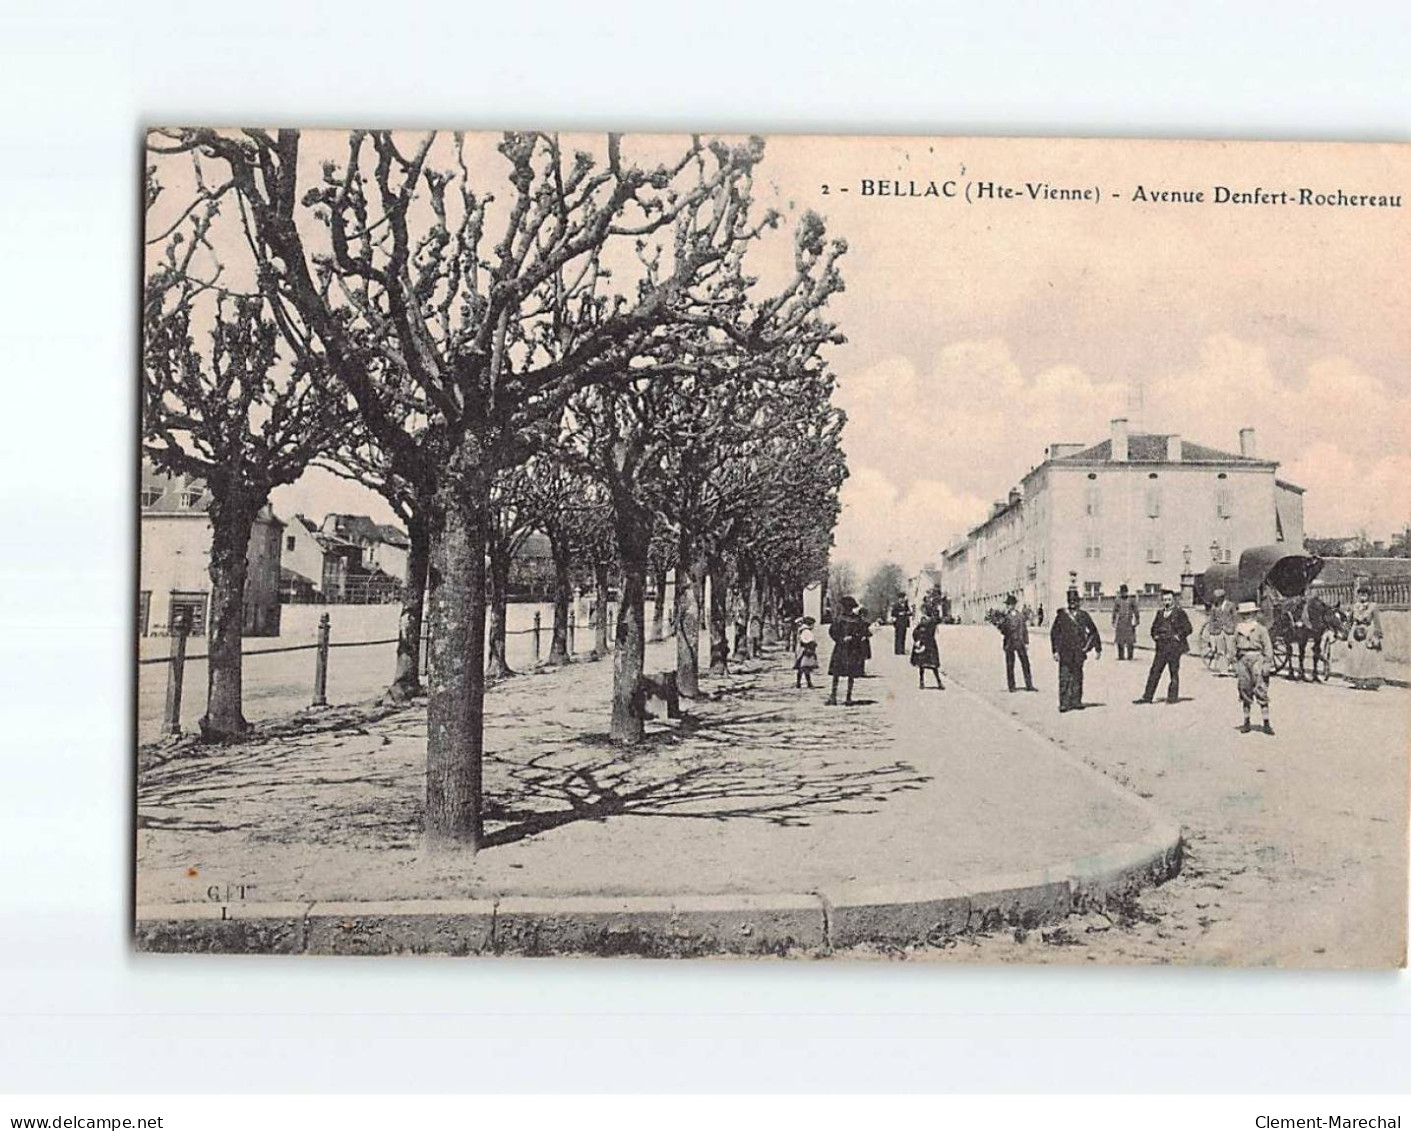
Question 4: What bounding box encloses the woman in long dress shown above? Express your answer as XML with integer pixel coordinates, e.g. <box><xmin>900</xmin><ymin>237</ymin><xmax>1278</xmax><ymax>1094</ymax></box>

<box><xmin>827</xmin><ymin>596</ymin><xmax>866</xmax><ymax>706</ymax></box>
<box><xmin>910</xmin><ymin>608</ymin><xmax>944</xmax><ymax>690</ymax></box>
<box><xmin>1345</xmin><ymin>584</ymin><xmax>1384</xmax><ymax>690</ymax></box>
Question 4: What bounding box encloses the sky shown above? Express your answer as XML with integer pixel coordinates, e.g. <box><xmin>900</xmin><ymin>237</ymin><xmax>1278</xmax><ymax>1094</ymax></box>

<box><xmin>154</xmin><ymin>133</ymin><xmax>1411</xmax><ymax>574</ymax></box>
<box><xmin>750</xmin><ymin>136</ymin><xmax>1411</xmax><ymax>576</ymax></box>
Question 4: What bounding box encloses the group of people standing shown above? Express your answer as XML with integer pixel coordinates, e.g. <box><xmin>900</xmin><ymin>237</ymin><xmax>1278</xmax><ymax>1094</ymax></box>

<box><xmin>1000</xmin><ymin>585</ymin><xmax>1277</xmax><ymax>733</ymax></box>
<box><xmin>796</xmin><ymin>578</ymin><xmax>1390</xmax><ymax>728</ymax></box>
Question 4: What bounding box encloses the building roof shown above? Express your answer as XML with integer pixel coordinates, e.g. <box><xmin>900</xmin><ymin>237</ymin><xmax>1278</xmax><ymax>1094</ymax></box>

<box><xmin>1057</xmin><ymin>434</ymin><xmax>1272</xmax><ymax>466</ymax></box>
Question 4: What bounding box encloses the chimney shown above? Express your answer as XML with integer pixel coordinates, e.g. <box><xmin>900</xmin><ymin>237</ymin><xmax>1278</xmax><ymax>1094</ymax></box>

<box><xmin>1111</xmin><ymin>418</ymin><xmax>1129</xmax><ymax>462</ymax></box>
<box><xmin>1166</xmin><ymin>434</ymin><xmax>1182</xmax><ymax>462</ymax></box>
<box><xmin>1239</xmin><ymin>427</ymin><xmax>1256</xmax><ymax>458</ymax></box>
<box><xmin>992</xmin><ymin>501</ymin><xmax>1005</xmax><ymax>518</ymax></box>
<box><xmin>1008</xmin><ymin>488</ymin><xmax>1021</xmax><ymax>506</ymax></box>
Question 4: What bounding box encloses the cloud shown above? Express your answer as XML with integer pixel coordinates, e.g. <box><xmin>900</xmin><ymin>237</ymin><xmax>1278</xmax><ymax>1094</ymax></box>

<box><xmin>832</xmin><ymin>466</ymin><xmax>989</xmax><ymax>575</ymax></box>
<box><xmin>833</xmin><ymin>334</ymin><xmax>1410</xmax><ymax>561</ymax></box>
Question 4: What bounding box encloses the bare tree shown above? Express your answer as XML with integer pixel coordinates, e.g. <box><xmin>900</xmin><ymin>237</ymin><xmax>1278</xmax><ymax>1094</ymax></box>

<box><xmin>142</xmin><ymin>209</ymin><xmax>349</xmax><ymax>736</ymax></box>
<box><xmin>147</xmin><ymin>128</ymin><xmax>773</xmax><ymax>849</ymax></box>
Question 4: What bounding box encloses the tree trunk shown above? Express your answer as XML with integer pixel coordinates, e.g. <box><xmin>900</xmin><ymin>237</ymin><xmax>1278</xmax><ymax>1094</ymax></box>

<box><xmin>485</xmin><ymin>535</ymin><xmax>513</xmax><ymax>679</ymax></box>
<box><xmin>611</xmin><ymin>548</ymin><xmax>650</xmax><ymax>746</ymax></box>
<box><xmin>732</xmin><ymin>558</ymin><xmax>752</xmax><ymax>662</ymax></box>
<box><xmin>386</xmin><ymin>511</ymin><xmax>430</xmax><ymax>701</ymax></box>
<box><xmin>649</xmin><ymin>568</ymin><xmax>667</xmax><ymax>643</ymax></box>
<box><xmin>590</xmin><ymin>561</ymin><xmax>611</xmax><ymax>660</ymax></box>
<box><xmin>199</xmin><ymin>496</ymin><xmax>257</xmax><ymax>741</ymax></box>
<box><xmin>675</xmin><ymin>535</ymin><xmax>703</xmax><ymax>698</ymax></box>
<box><xmin>708</xmin><ymin>557</ymin><xmax>731</xmax><ymax>676</ymax></box>
<box><xmin>751</xmin><ymin>572</ymin><xmax>767</xmax><ymax>656</ymax></box>
<box><xmin>762</xmin><ymin>577</ymin><xmax>781</xmax><ymax>645</ymax></box>
<box><xmin>425</xmin><ymin>479</ymin><xmax>487</xmax><ymax>851</ymax></box>
<box><xmin>548</xmin><ymin>530</ymin><xmax>571</xmax><ymax>665</ymax></box>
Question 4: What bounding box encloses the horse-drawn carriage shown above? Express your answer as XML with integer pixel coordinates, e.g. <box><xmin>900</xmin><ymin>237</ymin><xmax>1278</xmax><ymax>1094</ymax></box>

<box><xmin>1194</xmin><ymin>545</ymin><xmax>1346</xmax><ymax>680</ymax></box>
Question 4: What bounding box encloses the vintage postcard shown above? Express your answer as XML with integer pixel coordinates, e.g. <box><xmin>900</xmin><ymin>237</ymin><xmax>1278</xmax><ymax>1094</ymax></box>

<box><xmin>136</xmin><ymin>130</ymin><xmax>1409</xmax><ymax>965</ymax></box>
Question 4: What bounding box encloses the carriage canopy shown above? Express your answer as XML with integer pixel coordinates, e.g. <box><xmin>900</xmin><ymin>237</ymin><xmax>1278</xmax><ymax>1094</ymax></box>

<box><xmin>1194</xmin><ymin>545</ymin><xmax>1323</xmax><ymax>605</ymax></box>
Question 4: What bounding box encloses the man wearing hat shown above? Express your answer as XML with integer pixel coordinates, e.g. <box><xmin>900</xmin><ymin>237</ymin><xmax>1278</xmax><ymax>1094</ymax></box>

<box><xmin>891</xmin><ymin>591</ymin><xmax>914</xmax><ymax>656</ymax></box>
<box><xmin>1208</xmin><ymin>587</ymin><xmax>1237</xmax><ymax>676</ymax></box>
<box><xmin>999</xmin><ymin>593</ymin><xmax>1036</xmax><ymax>693</ymax></box>
<box><xmin>1050</xmin><ymin>586</ymin><xmax>1102</xmax><ymax>712</ymax></box>
<box><xmin>1133</xmin><ymin>589</ymin><xmax>1193</xmax><ymax>705</ymax></box>
<box><xmin>1111</xmin><ymin>583</ymin><xmax>1140</xmax><ymax>661</ymax></box>
<box><xmin>1232</xmin><ymin>600</ymin><xmax>1275</xmax><ymax>734</ymax></box>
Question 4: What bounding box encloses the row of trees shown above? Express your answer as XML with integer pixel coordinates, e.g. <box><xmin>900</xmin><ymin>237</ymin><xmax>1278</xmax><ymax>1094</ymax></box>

<box><xmin>142</xmin><ymin>129</ymin><xmax>849</xmax><ymax>851</ymax></box>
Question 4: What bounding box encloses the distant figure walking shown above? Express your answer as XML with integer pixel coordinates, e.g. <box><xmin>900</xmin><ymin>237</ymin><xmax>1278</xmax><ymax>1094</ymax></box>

<box><xmin>891</xmin><ymin>593</ymin><xmax>913</xmax><ymax>655</ymax></box>
<box><xmin>1133</xmin><ymin>589</ymin><xmax>1192</xmax><ymax>705</ymax></box>
<box><xmin>1345</xmin><ymin>583</ymin><xmax>1385</xmax><ymax>691</ymax></box>
<box><xmin>794</xmin><ymin>616</ymin><xmax>819</xmax><ymax>689</ymax></box>
<box><xmin>1112</xmin><ymin>584</ymin><xmax>1140</xmax><ymax>661</ymax></box>
<box><xmin>1208</xmin><ymin>588</ymin><xmax>1237</xmax><ymax>676</ymax></box>
<box><xmin>1036</xmin><ymin>603</ymin><xmax>1045</xmax><ymax>626</ymax></box>
<box><xmin>910</xmin><ymin>606</ymin><xmax>944</xmax><ymax>689</ymax></box>
<box><xmin>999</xmin><ymin>594</ymin><xmax>1036</xmax><ymax>693</ymax></box>
<box><xmin>826</xmin><ymin>596</ymin><xmax>867</xmax><ymax>706</ymax></box>
<box><xmin>1233</xmin><ymin>600</ymin><xmax>1275</xmax><ymax>734</ymax></box>
<box><xmin>1051</xmin><ymin>587</ymin><xmax>1102</xmax><ymax>712</ymax></box>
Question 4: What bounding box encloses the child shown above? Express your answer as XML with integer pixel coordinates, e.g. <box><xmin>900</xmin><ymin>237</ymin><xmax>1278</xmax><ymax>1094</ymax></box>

<box><xmin>794</xmin><ymin>617</ymin><xmax>819</xmax><ymax>688</ymax></box>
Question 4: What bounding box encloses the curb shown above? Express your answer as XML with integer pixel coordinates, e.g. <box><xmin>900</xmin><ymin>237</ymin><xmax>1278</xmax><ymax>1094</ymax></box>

<box><xmin>133</xmin><ymin>832</ymin><xmax>1183</xmax><ymax>957</ymax></box>
<box><xmin>134</xmin><ymin>654</ymin><xmax>1185</xmax><ymax>958</ymax></box>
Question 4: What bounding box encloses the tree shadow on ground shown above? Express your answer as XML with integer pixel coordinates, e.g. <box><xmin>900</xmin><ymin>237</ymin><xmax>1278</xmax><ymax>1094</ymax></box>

<box><xmin>137</xmin><ymin>658</ymin><xmax>930</xmax><ymax>854</ymax></box>
<box><xmin>477</xmin><ymin>671</ymin><xmax>930</xmax><ymax>848</ymax></box>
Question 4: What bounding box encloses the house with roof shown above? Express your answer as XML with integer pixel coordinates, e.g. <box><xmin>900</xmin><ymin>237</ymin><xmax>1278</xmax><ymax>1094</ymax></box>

<box><xmin>940</xmin><ymin>420</ymin><xmax>1306</xmax><ymax>622</ymax></box>
<box><xmin>139</xmin><ymin>462</ymin><xmax>283</xmax><ymax>637</ymax></box>
<box><xmin>320</xmin><ymin>514</ymin><xmax>411</xmax><ymax>581</ymax></box>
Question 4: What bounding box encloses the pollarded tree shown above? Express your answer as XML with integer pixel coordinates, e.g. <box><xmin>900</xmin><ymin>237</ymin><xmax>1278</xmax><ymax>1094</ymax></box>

<box><xmin>320</xmin><ymin>391</ymin><xmax>438</xmax><ymax>701</ymax></box>
<box><xmin>142</xmin><ymin>212</ymin><xmax>350</xmax><ymax>737</ymax></box>
<box><xmin>149</xmin><ymin>128</ymin><xmax>769</xmax><ymax>850</ymax></box>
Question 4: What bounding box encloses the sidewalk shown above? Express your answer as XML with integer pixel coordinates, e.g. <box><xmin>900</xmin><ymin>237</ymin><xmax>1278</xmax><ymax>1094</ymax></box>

<box><xmin>136</xmin><ymin>638</ymin><xmax>1181</xmax><ymax>956</ymax></box>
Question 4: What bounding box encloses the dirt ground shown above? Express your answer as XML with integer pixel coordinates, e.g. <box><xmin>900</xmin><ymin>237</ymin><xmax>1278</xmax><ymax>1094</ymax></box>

<box><xmin>877</xmin><ymin>625</ymin><xmax>1409</xmax><ymax>968</ymax></box>
<box><xmin>136</xmin><ymin>637</ymin><xmax>1159</xmax><ymax>910</ymax></box>
<box><xmin>135</xmin><ymin>625</ymin><xmax>1407</xmax><ymax>967</ymax></box>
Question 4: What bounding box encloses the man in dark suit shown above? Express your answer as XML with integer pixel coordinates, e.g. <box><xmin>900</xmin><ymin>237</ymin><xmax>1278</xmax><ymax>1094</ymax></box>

<box><xmin>891</xmin><ymin>592</ymin><xmax>913</xmax><ymax>655</ymax></box>
<box><xmin>1133</xmin><ymin>589</ymin><xmax>1193</xmax><ymax>704</ymax></box>
<box><xmin>999</xmin><ymin>594</ymin><xmax>1036</xmax><ymax>692</ymax></box>
<box><xmin>1050</xmin><ymin>587</ymin><xmax>1102</xmax><ymax>712</ymax></box>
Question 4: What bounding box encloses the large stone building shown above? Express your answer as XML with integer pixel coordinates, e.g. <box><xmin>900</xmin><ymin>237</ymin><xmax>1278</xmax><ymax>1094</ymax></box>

<box><xmin>941</xmin><ymin>420</ymin><xmax>1306</xmax><ymax>622</ymax></box>
<box><xmin>139</xmin><ymin>463</ymin><xmax>284</xmax><ymax>637</ymax></box>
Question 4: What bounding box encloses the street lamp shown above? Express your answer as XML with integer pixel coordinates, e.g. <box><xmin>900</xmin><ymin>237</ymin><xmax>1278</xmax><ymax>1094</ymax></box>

<box><xmin>1183</xmin><ymin>545</ymin><xmax>1192</xmax><ymax>569</ymax></box>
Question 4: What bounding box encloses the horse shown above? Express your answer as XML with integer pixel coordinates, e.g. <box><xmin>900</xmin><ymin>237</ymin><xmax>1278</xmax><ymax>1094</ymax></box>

<box><xmin>1274</xmin><ymin>594</ymin><xmax>1348</xmax><ymax>682</ymax></box>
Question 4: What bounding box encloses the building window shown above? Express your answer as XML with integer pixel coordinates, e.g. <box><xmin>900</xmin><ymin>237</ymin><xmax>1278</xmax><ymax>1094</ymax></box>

<box><xmin>1084</xmin><ymin>532</ymin><xmax>1101</xmax><ymax>560</ymax></box>
<box><xmin>1083</xmin><ymin>581</ymin><xmax>1102</xmax><ymax>599</ymax></box>
<box><xmin>180</xmin><ymin>488</ymin><xmax>204</xmax><ymax>509</ymax></box>
<box><xmin>1143</xmin><ymin>582</ymin><xmax>1162</xmax><ymax>596</ymax></box>
<box><xmin>1085</xmin><ymin>486</ymin><xmax>1101</xmax><ymax>518</ymax></box>
<box><xmin>140</xmin><ymin>487</ymin><xmax>163</xmax><ymax>508</ymax></box>
<box><xmin>1145</xmin><ymin>529</ymin><xmax>1163</xmax><ymax>563</ymax></box>
<box><xmin>1216</xmin><ymin>487</ymin><xmax>1232</xmax><ymax>519</ymax></box>
<box><xmin>286</xmin><ymin>534</ymin><xmax>296</xmax><ymax>552</ymax></box>
<box><xmin>169</xmin><ymin>592</ymin><xmax>208</xmax><ymax>637</ymax></box>
<box><xmin>138</xmin><ymin>591</ymin><xmax>151</xmax><ymax>637</ymax></box>
<box><xmin>1146</xmin><ymin>486</ymin><xmax>1161</xmax><ymax>518</ymax></box>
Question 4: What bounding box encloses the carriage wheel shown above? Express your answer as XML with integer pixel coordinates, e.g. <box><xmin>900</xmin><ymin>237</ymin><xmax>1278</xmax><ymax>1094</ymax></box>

<box><xmin>1271</xmin><ymin>635</ymin><xmax>1291</xmax><ymax>676</ymax></box>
